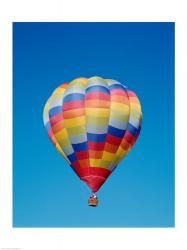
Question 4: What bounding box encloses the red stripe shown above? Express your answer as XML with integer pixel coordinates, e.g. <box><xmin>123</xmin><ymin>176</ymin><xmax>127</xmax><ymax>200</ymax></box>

<box><xmin>71</xmin><ymin>161</ymin><xmax>81</xmax><ymax>169</ymax></box>
<box><xmin>75</xmin><ymin>151</ymin><xmax>89</xmax><ymax>160</ymax></box>
<box><xmin>63</xmin><ymin>100</ymin><xmax>84</xmax><ymax>111</ymax></box>
<box><xmin>75</xmin><ymin>167</ymin><xmax>111</xmax><ymax>179</ymax></box>
<box><xmin>106</xmin><ymin>134</ymin><xmax>122</xmax><ymax>145</ymax></box>
<box><xmin>86</xmin><ymin>92</ymin><xmax>110</xmax><ymax>101</ymax></box>
<box><xmin>124</xmin><ymin>131</ymin><xmax>135</xmax><ymax>144</ymax></box>
<box><xmin>88</xmin><ymin>141</ymin><xmax>105</xmax><ymax>150</ymax></box>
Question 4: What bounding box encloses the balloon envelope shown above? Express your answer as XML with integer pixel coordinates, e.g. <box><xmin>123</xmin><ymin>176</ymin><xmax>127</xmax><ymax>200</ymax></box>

<box><xmin>43</xmin><ymin>76</ymin><xmax>142</xmax><ymax>192</ymax></box>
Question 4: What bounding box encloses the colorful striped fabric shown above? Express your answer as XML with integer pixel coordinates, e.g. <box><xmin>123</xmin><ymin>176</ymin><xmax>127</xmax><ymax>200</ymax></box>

<box><xmin>43</xmin><ymin>76</ymin><xmax>142</xmax><ymax>192</ymax></box>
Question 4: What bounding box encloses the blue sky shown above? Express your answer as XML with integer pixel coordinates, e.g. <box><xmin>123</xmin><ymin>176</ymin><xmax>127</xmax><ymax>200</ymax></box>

<box><xmin>13</xmin><ymin>22</ymin><xmax>175</xmax><ymax>227</ymax></box>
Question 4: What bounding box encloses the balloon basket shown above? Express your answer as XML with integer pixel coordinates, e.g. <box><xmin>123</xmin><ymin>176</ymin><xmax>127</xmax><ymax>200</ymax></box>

<box><xmin>88</xmin><ymin>194</ymin><xmax>98</xmax><ymax>207</ymax></box>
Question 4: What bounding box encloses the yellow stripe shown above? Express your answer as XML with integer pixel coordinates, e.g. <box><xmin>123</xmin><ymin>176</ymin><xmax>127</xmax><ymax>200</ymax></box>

<box><xmin>130</xmin><ymin>109</ymin><xmax>141</xmax><ymax>119</ymax></box>
<box><xmin>69</xmin><ymin>77</ymin><xmax>88</xmax><ymax>87</ymax></box>
<box><xmin>110</xmin><ymin>102</ymin><xmax>129</xmax><ymax>113</ymax></box>
<box><xmin>104</xmin><ymin>144</ymin><xmax>130</xmax><ymax>168</ymax></box>
<box><xmin>90</xmin><ymin>158</ymin><xmax>101</xmax><ymax>167</ymax></box>
<box><xmin>59</xmin><ymin>138</ymin><xmax>70</xmax><ymax>148</ymax></box>
<box><xmin>55</xmin><ymin>129</ymin><xmax>69</xmax><ymax>145</ymax></box>
<box><xmin>66</xmin><ymin>125</ymin><xmax>86</xmax><ymax>135</ymax></box>
<box><xmin>86</xmin><ymin>108</ymin><xmax>110</xmax><ymax>117</ymax></box>
<box><xmin>52</xmin><ymin>93</ymin><xmax>64</xmax><ymax>101</ymax></box>
<box><xmin>86</xmin><ymin>116</ymin><xmax>109</xmax><ymax>126</ymax></box>
<box><xmin>63</xmin><ymin>116</ymin><xmax>85</xmax><ymax>128</ymax></box>
<box><xmin>116</xmin><ymin>146</ymin><xmax>126</xmax><ymax>157</ymax></box>
<box><xmin>99</xmin><ymin>160</ymin><xmax>111</xmax><ymax>169</ymax></box>
<box><xmin>112</xmin><ymin>147</ymin><xmax>128</xmax><ymax>166</ymax></box>
<box><xmin>53</xmin><ymin>86</ymin><xmax>67</xmax><ymax>94</ymax></box>
<box><xmin>110</xmin><ymin>110</ymin><xmax>129</xmax><ymax>122</ymax></box>
<box><xmin>56</xmin><ymin>144</ymin><xmax>70</xmax><ymax>164</ymax></box>
<box><xmin>130</xmin><ymin>102</ymin><xmax>141</xmax><ymax>113</ymax></box>
<box><xmin>102</xmin><ymin>151</ymin><xmax>115</xmax><ymax>161</ymax></box>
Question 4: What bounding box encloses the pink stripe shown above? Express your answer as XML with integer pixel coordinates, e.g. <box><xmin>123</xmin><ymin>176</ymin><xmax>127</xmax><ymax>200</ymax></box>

<box><xmin>86</xmin><ymin>91</ymin><xmax>110</xmax><ymax>101</ymax></box>
<box><xmin>48</xmin><ymin>129</ymin><xmax>56</xmax><ymax>145</ymax></box>
<box><xmin>110</xmin><ymin>89</ymin><xmax>126</xmax><ymax>96</ymax></box>
<box><xmin>50</xmin><ymin>112</ymin><xmax>63</xmax><ymax>125</ymax></box>
<box><xmin>127</xmin><ymin>91</ymin><xmax>137</xmax><ymax>97</ymax></box>
<box><xmin>63</xmin><ymin>100</ymin><xmax>85</xmax><ymax>111</ymax></box>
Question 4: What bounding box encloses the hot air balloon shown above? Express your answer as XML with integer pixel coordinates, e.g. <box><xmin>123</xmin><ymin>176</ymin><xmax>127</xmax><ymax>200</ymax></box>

<box><xmin>43</xmin><ymin>76</ymin><xmax>142</xmax><ymax>206</ymax></box>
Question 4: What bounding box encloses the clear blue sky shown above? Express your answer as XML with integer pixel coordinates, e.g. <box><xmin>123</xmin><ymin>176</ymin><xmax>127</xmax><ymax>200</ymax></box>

<box><xmin>13</xmin><ymin>22</ymin><xmax>174</xmax><ymax>227</ymax></box>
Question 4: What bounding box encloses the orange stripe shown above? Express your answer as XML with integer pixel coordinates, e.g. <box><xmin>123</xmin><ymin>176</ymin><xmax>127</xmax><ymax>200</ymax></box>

<box><xmin>104</xmin><ymin>142</ymin><xmax>119</xmax><ymax>153</ymax></box>
<box><xmin>89</xmin><ymin>150</ymin><xmax>103</xmax><ymax>159</ymax></box>
<box><xmin>120</xmin><ymin>139</ymin><xmax>131</xmax><ymax>151</ymax></box>
<box><xmin>52</xmin><ymin>121</ymin><xmax>63</xmax><ymax>133</ymax></box>
<box><xmin>78</xmin><ymin>159</ymin><xmax>90</xmax><ymax>167</ymax></box>
<box><xmin>63</xmin><ymin>108</ymin><xmax>85</xmax><ymax>119</ymax></box>
<box><xmin>111</xmin><ymin>95</ymin><xmax>129</xmax><ymax>104</ymax></box>
<box><xmin>129</xmin><ymin>97</ymin><xmax>140</xmax><ymax>103</ymax></box>
<box><xmin>59</xmin><ymin>83</ymin><xmax>69</xmax><ymax>88</ymax></box>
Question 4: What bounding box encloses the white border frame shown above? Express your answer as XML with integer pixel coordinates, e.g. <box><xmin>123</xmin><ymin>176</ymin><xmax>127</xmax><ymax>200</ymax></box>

<box><xmin>0</xmin><ymin>0</ymin><xmax>186</xmax><ymax>249</ymax></box>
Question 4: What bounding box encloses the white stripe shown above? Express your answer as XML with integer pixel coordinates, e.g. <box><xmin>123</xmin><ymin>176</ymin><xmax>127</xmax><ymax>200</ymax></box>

<box><xmin>62</xmin><ymin>145</ymin><xmax>74</xmax><ymax>156</ymax></box>
<box><xmin>63</xmin><ymin>86</ymin><xmax>85</xmax><ymax>97</ymax></box>
<box><xmin>86</xmin><ymin>124</ymin><xmax>108</xmax><ymax>134</ymax></box>
<box><xmin>69</xmin><ymin>134</ymin><xmax>87</xmax><ymax>144</ymax></box>
<box><xmin>109</xmin><ymin>117</ymin><xmax>128</xmax><ymax>130</ymax></box>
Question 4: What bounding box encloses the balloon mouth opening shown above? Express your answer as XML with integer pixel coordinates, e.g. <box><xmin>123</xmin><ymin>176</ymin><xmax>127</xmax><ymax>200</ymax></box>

<box><xmin>81</xmin><ymin>175</ymin><xmax>106</xmax><ymax>193</ymax></box>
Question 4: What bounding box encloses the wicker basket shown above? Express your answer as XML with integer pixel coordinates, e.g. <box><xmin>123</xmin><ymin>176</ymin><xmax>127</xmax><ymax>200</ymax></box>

<box><xmin>88</xmin><ymin>197</ymin><xmax>98</xmax><ymax>207</ymax></box>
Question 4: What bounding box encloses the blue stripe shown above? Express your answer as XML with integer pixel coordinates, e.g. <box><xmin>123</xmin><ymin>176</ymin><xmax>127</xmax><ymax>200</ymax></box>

<box><xmin>127</xmin><ymin>123</ymin><xmax>138</xmax><ymax>136</ymax></box>
<box><xmin>135</xmin><ymin>124</ymin><xmax>141</xmax><ymax>136</ymax></box>
<box><xmin>86</xmin><ymin>85</ymin><xmax>110</xmax><ymax>95</ymax></box>
<box><xmin>63</xmin><ymin>93</ymin><xmax>85</xmax><ymax>103</ymax></box>
<box><xmin>138</xmin><ymin>125</ymin><xmax>141</xmax><ymax>133</ymax></box>
<box><xmin>49</xmin><ymin>106</ymin><xmax>62</xmax><ymax>117</ymax></box>
<box><xmin>87</xmin><ymin>133</ymin><xmax>106</xmax><ymax>142</ymax></box>
<box><xmin>67</xmin><ymin>153</ymin><xmax>77</xmax><ymax>163</ymax></box>
<box><xmin>108</xmin><ymin>125</ymin><xmax>125</xmax><ymax>138</ymax></box>
<box><xmin>72</xmin><ymin>142</ymin><xmax>87</xmax><ymax>151</ymax></box>
<box><xmin>45</xmin><ymin>121</ymin><xmax>51</xmax><ymax>131</ymax></box>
